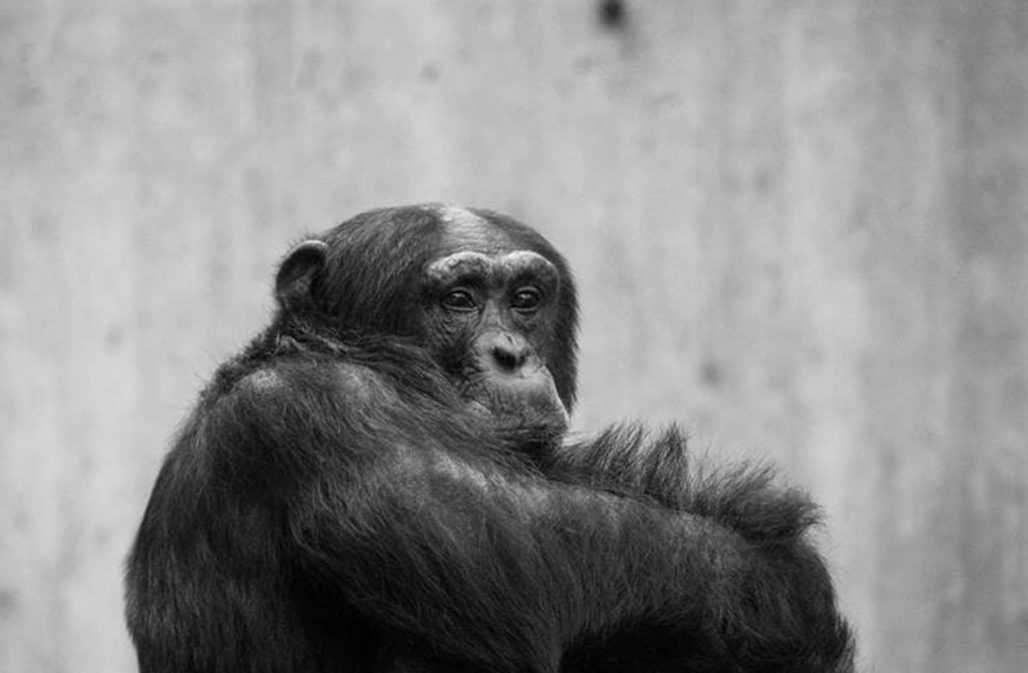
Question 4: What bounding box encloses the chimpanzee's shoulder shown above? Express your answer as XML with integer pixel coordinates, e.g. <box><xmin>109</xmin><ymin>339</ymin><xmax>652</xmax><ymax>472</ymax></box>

<box><xmin>229</xmin><ymin>356</ymin><xmax>386</xmax><ymax>401</ymax></box>
<box><xmin>194</xmin><ymin>322</ymin><xmax>452</xmax><ymax>418</ymax></box>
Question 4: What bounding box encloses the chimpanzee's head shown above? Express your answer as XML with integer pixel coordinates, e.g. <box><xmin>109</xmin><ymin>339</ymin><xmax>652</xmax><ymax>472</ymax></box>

<box><xmin>273</xmin><ymin>204</ymin><xmax>579</xmax><ymax>439</ymax></box>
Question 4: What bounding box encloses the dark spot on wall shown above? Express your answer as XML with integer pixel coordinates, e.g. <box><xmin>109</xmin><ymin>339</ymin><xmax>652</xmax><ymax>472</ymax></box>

<box><xmin>700</xmin><ymin>360</ymin><xmax>723</xmax><ymax>387</ymax></box>
<box><xmin>598</xmin><ymin>0</ymin><xmax>626</xmax><ymax>29</ymax></box>
<box><xmin>0</xmin><ymin>589</ymin><xmax>18</xmax><ymax>619</ymax></box>
<box><xmin>17</xmin><ymin>82</ymin><xmax>43</xmax><ymax>108</ymax></box>
<box><xmin>754</xmin><ymin>168</ymin><xmax>774</xmax><ymax>193</ymax></box>
<box><xmin>420</xmin><ymin>63</ymin><xmax>440</xmax><ymax>82</ymax></box>
<box><xmin>106</xmin><ymin>326</ymin><xmax>125</xmax><ymax>350</ymax></box>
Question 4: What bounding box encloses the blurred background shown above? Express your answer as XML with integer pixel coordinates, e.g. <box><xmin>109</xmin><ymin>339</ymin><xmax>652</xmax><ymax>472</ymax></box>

<box><xmin>1</xmin><ymin>1</ymin><xmax>1026</xmax><ymax>671</ymax></box>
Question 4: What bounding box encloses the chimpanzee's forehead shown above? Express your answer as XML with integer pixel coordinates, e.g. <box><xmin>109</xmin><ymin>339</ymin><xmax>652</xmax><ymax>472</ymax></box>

<box><xmin>432</xmin><ymin>205</ymin><xmax>518</xmax><ymax>254</ymax></box>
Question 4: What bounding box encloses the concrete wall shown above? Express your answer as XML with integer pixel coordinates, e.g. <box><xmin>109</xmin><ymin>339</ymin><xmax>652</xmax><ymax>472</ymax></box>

<box><xmin>1</xmin><ymin>1</ymin><xmax>1026</xmax><ymax>671</ymax></box>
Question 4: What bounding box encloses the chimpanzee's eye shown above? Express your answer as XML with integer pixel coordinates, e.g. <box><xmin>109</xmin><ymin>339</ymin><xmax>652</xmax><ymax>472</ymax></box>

<box><xmin>511</xmin><ymin>287</ymin><xmax>542</xmax><ymax>312</ymax></box>
<box><xmin>441</xmin><ymin>289</ymin><xmax>478</xmax><ymax>311</ymax></box>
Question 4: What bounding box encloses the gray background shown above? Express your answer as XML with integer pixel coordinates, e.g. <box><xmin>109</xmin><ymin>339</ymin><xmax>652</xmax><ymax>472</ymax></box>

<box><xmin>2</xmin><ymin>1</ymin><xmax>1026</xmax><ymax>672</ymax></box>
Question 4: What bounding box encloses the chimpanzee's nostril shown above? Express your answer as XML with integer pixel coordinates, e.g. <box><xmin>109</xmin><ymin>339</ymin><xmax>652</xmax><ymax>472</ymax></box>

<box><xmin>491</xmin><ymin>346</ymin><xmax>522</xmax><ymax>372</ymax></box>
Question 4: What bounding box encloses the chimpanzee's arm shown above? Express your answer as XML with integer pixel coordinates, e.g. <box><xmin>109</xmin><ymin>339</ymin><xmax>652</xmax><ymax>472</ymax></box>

<box><xmin>547</xmin><ymin>425</ymin><xmax>856</xmax><ymax>672</ymax></box>
<box><xmin>548</xmin><ymin>424</ymin><xmax>822</xmax><ymax>540</ymax></box>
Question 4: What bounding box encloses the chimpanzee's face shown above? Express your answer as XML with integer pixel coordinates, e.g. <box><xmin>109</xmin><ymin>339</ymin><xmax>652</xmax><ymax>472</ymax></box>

<box><xmin>419</xmin><ymin>209</ymin><xmax>569</xmax><ymax>440</ymax></box>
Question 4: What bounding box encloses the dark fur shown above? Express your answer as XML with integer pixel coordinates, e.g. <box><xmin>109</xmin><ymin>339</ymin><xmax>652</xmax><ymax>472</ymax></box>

<box><xmin>125</xmin><ymin>205</ymin><xmax>854</xmax><ymax>673</ymax></box>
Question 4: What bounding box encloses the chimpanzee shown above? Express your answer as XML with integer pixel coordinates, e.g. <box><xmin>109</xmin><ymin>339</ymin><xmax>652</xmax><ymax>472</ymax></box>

<box><xmin>125</xmin><ymin>204</ymin><xmax>854</xmax><ymax>673</ymax></box>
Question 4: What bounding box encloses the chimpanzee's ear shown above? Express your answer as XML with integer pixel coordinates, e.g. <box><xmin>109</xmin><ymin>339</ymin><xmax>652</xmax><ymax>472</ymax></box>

<box><xmin>275</xmin><ymin>240</ymin><xmax>328</xmax><ymax>312</ymax></box>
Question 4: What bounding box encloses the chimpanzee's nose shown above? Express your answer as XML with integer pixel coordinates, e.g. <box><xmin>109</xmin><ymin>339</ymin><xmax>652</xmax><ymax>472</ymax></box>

<box><xmin>489</xmin><ymin>334</ymin><xmax>530</xmax><ymax>373</ymax></box>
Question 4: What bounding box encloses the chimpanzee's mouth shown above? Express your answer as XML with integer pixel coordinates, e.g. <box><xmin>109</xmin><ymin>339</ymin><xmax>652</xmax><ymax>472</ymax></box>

<box><xmin>461</xmin><ymin>382</ymin><xmax>568</xmax><ymax>441</ymax></box>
